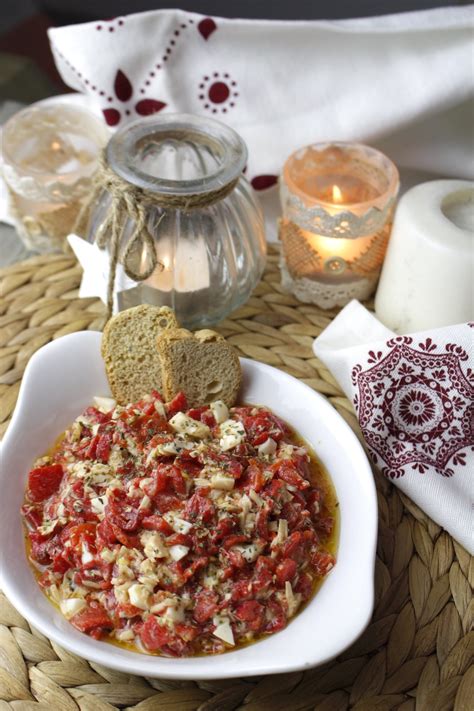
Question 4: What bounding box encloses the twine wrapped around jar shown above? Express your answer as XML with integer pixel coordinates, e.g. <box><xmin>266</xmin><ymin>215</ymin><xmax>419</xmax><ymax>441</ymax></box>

<box><xmin>76</xmin><ymin>150</ymin><xmax>239</xmax><ymax>320</ymax></box>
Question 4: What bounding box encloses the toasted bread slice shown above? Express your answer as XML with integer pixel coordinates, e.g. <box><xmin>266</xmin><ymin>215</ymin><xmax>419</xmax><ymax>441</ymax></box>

<box><xmin>157</xmin><ymin>328</ymin><xmax>242</xmax><ymax>408</ymax></box>
<box><xmin>101</xmin><ymin>305</ymin><xmax>179</xmax><ymax>404</ymax></box>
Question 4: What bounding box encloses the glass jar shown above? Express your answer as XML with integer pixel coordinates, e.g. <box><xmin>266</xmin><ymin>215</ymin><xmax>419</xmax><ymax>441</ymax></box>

<box><xmin>2</xmin><ymin>102</ymin><xmax>109</xmax><ymax>253</ymax></box>
<box><xmin>84</xmin><ymin>113</ymin><xmax>266</xmax><ymax>329</ymax></box>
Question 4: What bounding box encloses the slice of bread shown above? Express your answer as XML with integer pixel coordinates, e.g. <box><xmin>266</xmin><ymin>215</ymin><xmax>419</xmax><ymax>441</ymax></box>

<box><xmin>101</xmin><ymin>305</ymin><xmax>179</xmax><ymax>405</ymax></box>
<box><xmin>157</xmin><ymin>328</ymin><xmax>242</xmax><ymax>408</ymax></box>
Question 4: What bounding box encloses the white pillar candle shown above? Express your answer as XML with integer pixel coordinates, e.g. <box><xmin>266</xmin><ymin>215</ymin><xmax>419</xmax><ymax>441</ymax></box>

<box><xmin>375</xmin><ymin>180</ymin><xmax>473</xmax><ymax>333</ymax></box>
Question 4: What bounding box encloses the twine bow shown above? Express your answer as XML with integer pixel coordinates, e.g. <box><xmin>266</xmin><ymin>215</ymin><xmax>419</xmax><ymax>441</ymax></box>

<box><xmin>76</xmin><ymin>149</ymin><xmax>239</xmax><ymax>321</ymax></box>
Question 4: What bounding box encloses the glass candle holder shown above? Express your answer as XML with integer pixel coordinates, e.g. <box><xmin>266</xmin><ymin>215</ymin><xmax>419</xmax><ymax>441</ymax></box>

<box><xmin>84</xmin><ymin>113</ymin><xmax>266</xmax><ymax>329</ymax></box>
<box><xmin>2</xmin><ymin>103</ymin><xmax>109</xmax><ymax>253</ymax></box>
<box><xmin>279</xmin><ymin>142</ymin><xmax>399</xmax><ymax>309</ymax></box>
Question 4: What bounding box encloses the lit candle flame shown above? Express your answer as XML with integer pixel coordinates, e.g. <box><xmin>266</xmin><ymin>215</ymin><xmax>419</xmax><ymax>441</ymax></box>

<box><xmin>332</xmin><ymin>184</ymin><xmax>343</xmax><ymax>204</ymax></box>
<box><xmin>51</xmin><ymin>141</ymin><xmax>61</xmax><ymax>151</ymax></box>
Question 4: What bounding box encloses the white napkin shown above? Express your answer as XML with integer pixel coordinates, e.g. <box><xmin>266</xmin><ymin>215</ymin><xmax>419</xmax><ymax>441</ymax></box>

<box><xmin>47</xmin><ymin>6</ymin><xmax>474</xmax><ymax>190</ymax></box>
<box><xmin>314</xmin><ymin>301</ymin><xmax>474</xmax><ymax>554</ymax></box>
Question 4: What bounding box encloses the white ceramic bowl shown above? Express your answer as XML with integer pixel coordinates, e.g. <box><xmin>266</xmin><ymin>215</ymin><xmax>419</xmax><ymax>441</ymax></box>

<box><xmin>0</xmin><ymin>331</ymin><xmax>377</xmax><ymax>679</ymax></box>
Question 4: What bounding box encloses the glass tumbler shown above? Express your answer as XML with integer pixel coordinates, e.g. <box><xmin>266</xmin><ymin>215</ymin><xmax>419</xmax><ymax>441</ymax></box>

<box><xmin>83</xmin><ymin>113</ymin><xmax>266</xmax><ymax>329</ymax></box>
<box><xmin>279</xmin><ymin>142</ymin><xmax>399</xmax><ymax>309</ymax></box>
<box><xmin>2</xmin><ymin>102</ymin><xmax>109</xmax><ymax>253</ymax></box>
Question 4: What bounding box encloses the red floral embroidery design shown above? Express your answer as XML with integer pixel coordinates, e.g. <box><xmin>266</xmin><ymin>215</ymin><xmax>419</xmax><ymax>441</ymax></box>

<box><xmin>138</xmin><ymin>19</ymin><xmax>196</xmax><ymax>95</ymax></box>
<box><xmin>114</xmin><ymin>70</ymin><xmax>132</xmax><ymax>101</ymax></box>
<box><xmin>96</xmin><ymin>18</ymin><xmax>125</xmax><ymax>32</ymax></box>
<box><xmin>352</xmin><ymin>335</ymin><xmax>474</xmax><ymax>478</ymax></box>
<box><xmin>198</xmin><ymin>72</ymin><xmax>238</xmax><ymax>114</ymax></box>
<box><xmin>198</xmin><ymin>18</ymin><xmax>217</xmax><ymax>40</ymax></box>
<box><xmin>102</xmin><ymin>69</ymin><xmax>167</xmax><ymax>125</ymax></box>
<box><xmin>251</xmin><ymin>175</ymin><xmax>279</xmax><ymax>191</ymax></box>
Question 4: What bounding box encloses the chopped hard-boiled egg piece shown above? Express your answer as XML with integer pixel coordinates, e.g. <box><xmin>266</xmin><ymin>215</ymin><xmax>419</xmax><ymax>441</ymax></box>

<box><xmin>154</xmin><ymin>399</ymin><xmax>166</xmax><ymax>417</ymax></box>
<box><xmin>47</xmin><ymin>584</ymin><xmax>61</xmax><ymax>604</ymax></box>
<box><xmin>105</xmin><ymin>478</ymin><xmax>123</xmax><ymax>494</ymax></box>
<box><xmin>163</xmin><ymin>604</ymin><xmax>186</xmax><ymax>624</ymax></box>
<box><xmin>157</xmin><ymin>440</ymin><xmax>181</xmax><ymax>456</ymax></box>
<box><xmin>238</xmin><ymin>493</ymin><xmax>252</xmax><ymax>528</ymax></box>
<box><xmin>70</xmin><ymin>461</ymin><xmax>90</xmax><ymax>479</ymax></box>
<box><xmin>278</xmin><ymin>443</ymin><xmax>296</xmax><ymax>460</ymax></box>
<box><xmin>93</xmin><ymin>396</ymin><xmax>116</xmax><ymax>412</ymax></box>
<box><xmin>169</xmin><ymin>412</ymin><xmax>210</xmax><ymax>439</ymax></box>
<box><xmin>168</xmin><ymin>545</ymin><xmax>190</xmax><ymax>562</ymax></box>
<box><xmin>114</xmin><ymin>581</ymin><xmax>132</xmax><ymax>604</ymax></box>
<box><xmin>243</xmin><ymin>512</ymin><xmax>256</xmax><ymax>535</ymax></box>
<box><xmin>140</xmin><ymin>531</ymin><xmax>168</xmax><ymax>560</ymax></box>
<box><xmin>147</xmin><ymin>436</ymin><xmax>195</xmax><ymax>461</ymax></box>
<box><xmin>100</xmin><ymin>548</ymin><xmax>116</xmax><ymax>563</ymax></box>
<box><xmin>128</xmin><ymin>583</ymin><xmax>151</xmax><ymax>610</ymax></box>
<box><xmin>249</xmin><ymin>489</ymin><xmax>264</xmax><ymax>507</ymax></box>
<box><xmin>212</xmin><ymin>615</ymin><xmax>235</xmax><ymax>645</ymax></box>
<box><xmin>81</xmin><ymin>543</ymin><xmax>94</xmax><ymax>565</ymax></box>
<box><xmin>285</xmin><ymin>581</ymin><xmax>302</xmax><ymax>617</ymax></box>
<box><xmin>116</xmin><ymin>628</ymin><xmax>135</xmax><ymax>642</ymax></box>
<box><xmin>210</xmin><ymin>400</ymin><xmax>229</xmax><ymax>424</ymax></box>
<box><xmin>60</xmin><ymin>598</ymin><xmax>87</xmax><ymax>618</ymax></box>
<box><xmin>108</xmin><ymin>449</ymin><xmax>124</xmax><ymax>472</ymax></box>
<box><xmin>219</xmin><ymin>419</ymin><xmax>246</xmax><ymax>451</ymax></box>
<box><xmin>70</xmin><ymin>421</ymin><xmax>83</xmax><ymax>442</ymax></box>
<box><xmin>163</xmin><ymin>513</ymin><xmax>193</xmax><ymax>534</ymax></box>
<box><xmin>258</xmin><ymin>437</ymin><xmax>277</xmax><ymax>457</ymax></box>
<box><xmin>271</xmin><ymin>518</ymin><xmax>289</xmax><ymax>548</ymax></box>
<box><xmin>151</xmin><ymin>596</ymin><xmax>187</xmax><ymax>625</ymax></box>
<box><xmin>37</xmin><ymin>518</ymin><xmax>59</xmax><ymax>536</ymax></box>
<box><xmin>210</xmin><ymin>474</ymin><xmax>235</xmax><ymax>490</ymax></box>
<box><xmin>202</xmin><ymin>564</ymin><xmax>220</xmax><ymax>590</ymax></box>
<box><xmin>90</xmin><ymin>495</ymin><xmax>107</xmax><ymax>515</ymax></box>
<box><xmin>138</xmin><ymin>494</ymin><xmax>151</xmax><ymax>511</ymax></box>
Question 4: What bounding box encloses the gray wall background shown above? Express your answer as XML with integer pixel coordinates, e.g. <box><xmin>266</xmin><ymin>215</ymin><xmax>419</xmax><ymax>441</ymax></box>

<box><xmin>1</xmin><ymin>0</ymin><xmax>471</xmax><ymax>32</ymax></box>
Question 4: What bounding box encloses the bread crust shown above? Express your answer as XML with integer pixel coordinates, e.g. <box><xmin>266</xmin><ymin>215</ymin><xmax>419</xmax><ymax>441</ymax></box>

<box><xmin>101</xmin><ymin>305</ymin><xmax>178</xmax><ymax>404</ymax></box>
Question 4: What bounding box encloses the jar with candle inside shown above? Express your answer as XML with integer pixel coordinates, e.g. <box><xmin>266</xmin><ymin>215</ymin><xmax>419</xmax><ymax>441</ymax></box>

<box><xmin>279</xmin><ymin>142</ymin><xmax>399</xmax><ymax>309</ymax></box>
<box><xmin>82</xmin><ymin>113</ymin><xmax>266</xmax><ymax>329</ymax></box>
<box><xmin>2</xmin><ymin>102</ymin><xmax>109</xmax><ymax>253</ymax></box>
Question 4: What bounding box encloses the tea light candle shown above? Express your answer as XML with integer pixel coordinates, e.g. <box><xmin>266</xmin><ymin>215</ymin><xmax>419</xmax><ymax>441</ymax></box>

<box><xmin>279</xmin><ymin>143</ymin><xmax>399</xmax><ymax>309</ymax></box>
<box><xmin>375</xmin><ymin>180</ymin><xmax>474</xmax><ymax>332</ymax></box>
<box><xmin>144</xmin><ymin>236</ymin><xmax>211</xmax><ymax>293</ymax></box>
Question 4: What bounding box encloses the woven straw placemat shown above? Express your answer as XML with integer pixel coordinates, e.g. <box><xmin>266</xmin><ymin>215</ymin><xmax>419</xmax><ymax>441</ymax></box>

<box><xmin>0</xmin><ymin>245</ymin><xmax>472</xmax><ymax>711</ymax></box>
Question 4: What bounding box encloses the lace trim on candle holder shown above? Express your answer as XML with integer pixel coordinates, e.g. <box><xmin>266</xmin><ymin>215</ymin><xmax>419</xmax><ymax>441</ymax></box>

<box><xmin>280</xmin><ymin>260</ymin><xmax>378</xmax><ymax>309</ymax></box>
<box><xmin>279</xmin><ymin>220</ymin><xmax>389</xmax><ymax>280</ymax></box>
<box><xmin>280</xmin><ymin>183</ymin><xmax>396</xmax><ymax>237</ymax></box>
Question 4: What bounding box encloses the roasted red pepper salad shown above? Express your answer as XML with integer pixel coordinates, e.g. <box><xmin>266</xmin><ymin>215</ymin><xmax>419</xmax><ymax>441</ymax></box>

<box><xmin>22</xmin><ymin>391</ymin><xmax>337</xmax><ymax>657</ymax></box>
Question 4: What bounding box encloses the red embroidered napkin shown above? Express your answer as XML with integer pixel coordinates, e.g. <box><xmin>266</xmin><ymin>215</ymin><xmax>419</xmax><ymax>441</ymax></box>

<box><xmin>46</xmin><ymin>7</ymin><xmax>474</xmax><ymax>186</ymax></box>
<box><xmin>314</xmin><ymin>301</ymin><xmax>473</xmax><ymax>553</ymax></box>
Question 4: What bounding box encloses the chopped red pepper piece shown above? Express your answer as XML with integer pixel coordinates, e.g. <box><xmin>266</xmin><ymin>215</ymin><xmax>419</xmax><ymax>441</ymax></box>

<box><xmin>27</xmin><ymin>464</ymin><xmax>64</xmax><ymax>502</ymax></box>
<box><xmin>70</xmin><ymin>603</ymin><xmax>112</xmax><ymax>634</ymax></box>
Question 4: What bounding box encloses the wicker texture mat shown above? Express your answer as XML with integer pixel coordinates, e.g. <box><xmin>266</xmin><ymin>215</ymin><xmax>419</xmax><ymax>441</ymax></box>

<box><xmin>0</xmin><ymin>246</ymin><xmax>472</xmax><ymax>711</ymax></box>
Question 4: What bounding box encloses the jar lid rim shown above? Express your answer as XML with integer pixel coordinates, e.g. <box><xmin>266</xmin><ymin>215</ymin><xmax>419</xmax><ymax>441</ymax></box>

<box><xmin>106</xmin><ymin>113</ymin><xmax>247</xmax><ymax>195</ymax></box>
